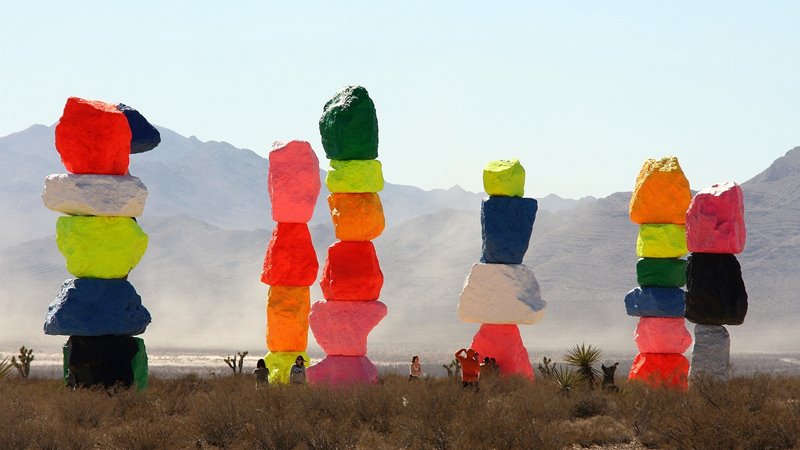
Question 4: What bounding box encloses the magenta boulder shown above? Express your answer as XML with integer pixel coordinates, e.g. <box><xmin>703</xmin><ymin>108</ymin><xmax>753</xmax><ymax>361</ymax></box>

<box><xmin>686</xmin><ymin>182</ymin><xmax>746</xmax><ymax>254</ymax></box>
<box><xmin>307</xmin><ymin>355</ymin><xmax>378</xmax><ymax>385</ymax></box>
<box><xmin>309</xmin><ymin>300</ymin><xmax>387</xmax><ymax>356</ymax></box>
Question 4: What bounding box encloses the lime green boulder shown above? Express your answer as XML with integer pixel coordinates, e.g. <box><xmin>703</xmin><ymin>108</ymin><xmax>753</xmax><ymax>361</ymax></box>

<box><xmin>319</xmin><ymin>86</ymin><xmax>378</xmax><ymax>160</ymax></box>
<box><xmin>132</xmin><ymin>338</ymin><xmax>148</xmax><ymax>391</ymax></box>
<box><xmin>483</xmin><ymin>160</ymin><xmax>525</xmax><ymax>197</ymax></box>
<box><xmin>265</xmin><ymin>351</ymin><xmax>309</xmax><ymax>384</ymax></box>
<box><xmin>325</xmin><ymin>160</ymin><xmax>384</xmax><ymax>193</ymax></box>
<box><xmin>636</xmin><ymin>224</ymin><xmax>688</xmax><ymax>258</ymax></box>
<box><xmin>56</xmin><ymin>216</ymin><xmax>148</xmax><ymax>278</ymax></box>
<box><xmin>637</xmin><ymin>258</ymin><xmax>687</xmax><ymax>287</ymax></box>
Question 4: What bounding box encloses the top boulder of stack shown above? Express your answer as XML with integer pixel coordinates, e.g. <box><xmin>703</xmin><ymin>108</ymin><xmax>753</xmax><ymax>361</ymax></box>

<box><xmin>483</xmin><ymin>160</ymin><xmax>525</xmax><ymax>197</ymax></box>
<box><xmin>629</xmin><ymin>156</ymin><xmax>691</xmax><ymax>225</ymax></box>
<box><xmin>319</xmin><ymin>86</ymin><xmax>378</xmax><ymax>161</ymax></box>
<box><xmin>116</xmin><ymin>104</ymin><xmax>161</xmax><ymax>154</ymax></box>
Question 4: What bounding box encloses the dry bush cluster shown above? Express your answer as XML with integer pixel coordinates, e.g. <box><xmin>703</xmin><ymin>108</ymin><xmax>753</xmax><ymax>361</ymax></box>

<box><xmin>0</xmin><ymin>374</ymin><xmax>799</xmax><ymax>449</ymax></box>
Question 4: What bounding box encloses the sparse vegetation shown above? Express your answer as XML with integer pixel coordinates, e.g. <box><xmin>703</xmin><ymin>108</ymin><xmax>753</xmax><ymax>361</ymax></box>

<box><xmin>442</xmin><ymin>357</ymin><xmax>461</xmax><ymax>378</ymax></box>
<box><xmin>564</xmin><ymin>343</ymin><xmax>603</xmax><ymax>390</ymax></box>
<box><xmin>223</xmin><ymin>351</ymin><xmax>248</xmax><ymax>375</ymax></box>
<box><xmin>0</xmin><ymin>373</ymin><xmax>798</xmax><ymax>449</ymax></box>
<box><xmin>537</xmin><ymin>355</ymin><xmax>557</xmax><ymax>379</ymax></box>
<box><xmin>10</xmin><ymin>346</ymin><xmax>33</xmax><ymax>379</ymax></box>
<box><xmin>0</xmin><ymin>354</ymin><xmax>14</xmax><ymax>379</ymax></box>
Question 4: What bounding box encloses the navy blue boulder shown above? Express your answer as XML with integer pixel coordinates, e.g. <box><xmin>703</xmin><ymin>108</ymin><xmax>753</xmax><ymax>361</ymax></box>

<box><xmin>44</xmin><ymin>278</ymin><xmax>151</xmax><ymax>336</ymax></box>
<box><xmin>480</xmin><ymin>196</ymin><xmax>538</xmax><ymax>264</ymax></box>
<box><xmin>624</xmin><ymin>287</ymin><xmax>686</xmax><ymax>317</ymax></box>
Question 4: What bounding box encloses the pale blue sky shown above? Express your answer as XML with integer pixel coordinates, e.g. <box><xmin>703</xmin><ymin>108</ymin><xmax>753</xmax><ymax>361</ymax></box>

<box><xmin>1</xmin><ymin>1</ymin><xmax>797</xmax><ymax>198</ymax></box>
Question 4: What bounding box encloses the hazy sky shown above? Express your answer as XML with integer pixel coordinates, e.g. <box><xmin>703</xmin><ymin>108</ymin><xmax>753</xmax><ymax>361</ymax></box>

<box><xmin>1</xmin><ymin>1</ymin><xmax>798</xmax><ymax>198</ymax></box>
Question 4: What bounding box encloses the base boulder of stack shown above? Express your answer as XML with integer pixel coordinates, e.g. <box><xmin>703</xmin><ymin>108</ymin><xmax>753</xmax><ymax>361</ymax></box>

<box><xmin>65</xmin><ymin>336</ymin><xmax>146</xmax><ymax>389</ymax></box>
<box><xmin>470</xmin><ymin>324</ymin><xmax>534</xmax><ymax>379</ymax></box>
<box><xmin>307</xmin><ymin>355</ymin><xmax>378</xmax><ymax>385</ymax></box>
<box><xmin>628</xmin><ymin>353</ymin><xmax>689</xmax><ymax>390</ymax></box>
<box><xmin>689</xmin><ymin>324</ymin><xmax>731</xmax><ymax>381</ymax></box>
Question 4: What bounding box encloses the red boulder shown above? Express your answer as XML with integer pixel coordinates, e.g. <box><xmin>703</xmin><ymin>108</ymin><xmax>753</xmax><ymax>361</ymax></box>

<box><xmin>55</xmin><ymin>97</ymin><xmax>131</xmax><ymax>175</ymax></box>
<box><xmin>628</xmin><ymin>353</ymin><xmax>689</xmax><ymax>390</ymax></box>
<box><xmin>320</xmin><ymin>241</ymin><xmax>383</xmax><ymax>301</ymax></box>
<box><xmin>470</xmin><ymin>324</ymin><xmax>534</xmax><ymax>380</ymax></box>
<box><xmin>261</xmin><ymin>223</ymin><xmax>319</xmax><ymax>286</ymax></box>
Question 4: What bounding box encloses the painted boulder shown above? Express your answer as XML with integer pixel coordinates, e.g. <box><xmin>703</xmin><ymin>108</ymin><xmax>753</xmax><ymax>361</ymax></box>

<box><xmin>629</xmin><ymin>157</ymin><xmax>692</xmax><ymax>224</ymax></box>
<box><xmin>689</xmin><ymin>324</ymin><xmax>731</xmax><ymax>381</ymax></box>
<box><xmin>480</xmin><ymin>196</ymin><xmax>538</xmax><ymax>264</ymax></box>
<box><xmin>319</xmin><ymin>85</ymin><xmax>379</xmax><ymax>160</ymax></box>
<box><xmin>261</xmin><ymin>223</ymin><xmax>319</xmax><ymax>286</ymax></box>
<box><xmin>636</xmin><ymin>258</ymin><xmax>687</xmax><ymax>287</ymax></box>
<box><xmin>45</xmin><ymin>278</ymin><xmax>150</xmax><ymax>336</ymax></box>
<box><xmin>458</xmin><ymin>263</ymin><xmax>546</xmax><ymax>324</ymax></box>
<box><xmin>266</xmin><ymin>286</ymin><xmax>311</xmax><ymax>352</ymax></box>
<box><xmin>628</xmin><ymin>353</ymin><xmax>689</xmax><ymax>390</ymax></box>
<box><xmin>43</xmin><ymin>174</ymin><xmax>148</xmax><ymax>217</ymax></box>
<box><xmin>685</xmin><ymin>253</ymin><xmax>748</xmax><ymax>325</ymax></box>
<box><xmin>470</xmin><ymin>324</ymin><xmax>534</xmax><ymax>379</ymax></box>
<box><xmin>483</xmin><ymin>159</ymin><xmax>525</xmax><ymax>197</ymax></box>
<box><xmin>325</xmin><ymin>159</ymin><xmax>384</xmax><ymax>193</ymax></box>
<box><xmin>686</xmin><ymin>182</ymin><xmax>746</xmax><ymax>254</ymax></box>
<box><xmin>65</xmin><ymin>336</ymin><xmax>140</xmax><ymax>389</ymax></box>
<box><xmin>328</xmin><ymin>193</ymin><xmax>385</xmax><ymax>241</ymax></box>
<box><xmin>307</xmin><ymin>355</ymin><xmax>378</xmax><ymax>385</ymax></box>
<box><xmin>55</xmin><ymin>97</ymin><xmax>131</xmax><ymax>175</ymax></box>
<box><xmin>636</xmin><ymin>224</ymin><xmax>688</xmax><ymax>258</ymax></box>
<box><xmin>309</xmin><ymin>300</ymin><xmax>387</xmax><ymax>356</ymax></box>
<box><xmin>56</xmin><ymin>216</ymin><xmax>148</xmax><ymax>279</ymax></box>
<box><xmin>116</xmin><ymin>103</ymin><xmax>161</xmax><ymax>154</ymax></box>
<box><xmin>268</xmin><ymin>140</ymin><xmax>321</xmax><ymax>224</ymax></box>
<box><xmin>264</xmin><ymin>351</ymin><xmax>310</xmax><ymax>385</ymax></box>
<box><xmin>634</xmin><ymin>317</ymin><xmax>692</xmax><ymax>354</ymax></box>
<box><xmin>320</xmin><ymin>241</ymin><xmax>383</xmax><ymax>301</ymax></box>
<box><xmin>624</xmin><ymin>287</ymin><xmax>686</xmax><ymax>318</ymax></box>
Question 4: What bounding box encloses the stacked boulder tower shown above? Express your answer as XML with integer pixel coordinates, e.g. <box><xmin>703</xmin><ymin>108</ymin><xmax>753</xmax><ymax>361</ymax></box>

<box><xmin>42</xmin><ymin>97</ymin><xmax>160</xmax><ymax>389</ymax></box>
<box><xmin>260</xmin><ymin>140</ymin><xmax>321</xmax><ymax>384</ymax></box>
<box><xmin>685</xmin><ymin>182</ymin><xmax>747</xmax><ymax>381</ymax></box>
<box><xmin>457</xmin><ymin>160</ymin><xmax>544</xmax><ymax>379</ymax></box>
<box><xmin>307</xmin><ymin>86</ymin><xmax>387</xmax><ymax>385</ymax></box>
<box><xmin>625</xmin><ymin>157</ymin><xmax>693</xmax><ymax>390</ymax></box>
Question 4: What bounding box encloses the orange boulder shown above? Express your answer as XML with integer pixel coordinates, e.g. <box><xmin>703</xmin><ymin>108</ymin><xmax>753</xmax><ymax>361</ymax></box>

<box><xmin>266</xmin><ymin>286</ymin><xmax>310</xmax><ymax>352</ymax></box>
<box><xmin>629</xmin><ymin>157</ymin><xmax>691</xmax><ymax>224</ymax></box>
<box><xmin>328</xmin><ymin>193</ymin><xmax>385</xmax><ymax>241</ymax></box>
<box><xmin>628</xmin><ymin>353</ymin><xmax>689</xmax><ymax>390</ymax></box>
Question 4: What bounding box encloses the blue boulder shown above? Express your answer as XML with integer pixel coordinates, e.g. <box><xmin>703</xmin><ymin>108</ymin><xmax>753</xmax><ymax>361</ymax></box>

<box><xmin>116</xmin><ymin>103</ymin><xmax>161</xmax><ymax>154</ymax></box>
<box><xmin>44</xmin><ymin>278</ymin><xmax>151</xmax><ymax>336</ymax></box>
<box><xmin>624</xmin><ymin>287</ymin><xmax>686</xmax><ymax>317</ymax></box>
<box><xmin>480</xmin><ymin>197</ymin><xmax>538</xmax><ymax>264</ymax></box>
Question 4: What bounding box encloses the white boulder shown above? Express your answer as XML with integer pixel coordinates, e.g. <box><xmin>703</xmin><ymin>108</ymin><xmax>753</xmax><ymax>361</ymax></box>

<box><xmin>690</xmin><ymin>324</ymin><xmax>731</xmax><ymax>381</ymax></box>
<box><xmin>458</xmin><ymin>263</ymin><xmax>546</xmax><ymax>324</ymax></box>
<box><xmin>42</xmin><ymin>174</ymin><xmax>148</xmax><ymax>217</ymax></box>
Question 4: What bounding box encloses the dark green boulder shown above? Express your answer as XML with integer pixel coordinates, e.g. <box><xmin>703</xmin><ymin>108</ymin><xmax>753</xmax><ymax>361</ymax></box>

<box><xmin>319</xmin><ymin>86</ymin><xmax>378</xmax><ymax>160</ymax></box>
<box><xmin>637</xmin><ymin>258</ymin><xmax>687</xmax><ymax>287</ymax></box>
<box><xmin>131</xmin><ymin>338</ymin><xmax>148</xmax><ymax>391</ymax></box>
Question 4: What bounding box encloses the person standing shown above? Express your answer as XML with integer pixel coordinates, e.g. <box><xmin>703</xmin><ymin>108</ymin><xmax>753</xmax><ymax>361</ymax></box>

<box><xmin>455</xmin><ymin>348</ymin><xmax>481</xmax><ymax>390</ymax></box>
<box><xmin>409</xmin><ymin>355</ymin><xmax>422</xmax><ymax>381</ymax></box>
<box><xmin>290</xmin><ymin>355</ymin><xmax>307</xmax><ymax>385</ymax></box>
<box><xmin>253</xmin><ymin>358</ymin><xmax>268</xmax><ymax>388</ymax></box>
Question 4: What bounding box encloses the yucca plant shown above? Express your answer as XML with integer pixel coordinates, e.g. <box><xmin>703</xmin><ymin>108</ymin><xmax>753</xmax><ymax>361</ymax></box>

<box><xmin>0</xmin><ymin>354</ymin><xmax>14</xmax><ymax>379</ymax></box>
<box><xmin>564</xmin><ymin>343</ymin><xmax>603</xmax><ymax>390</ymax></box>
<box><xmin>552</xmin><ymin>365</ymin><xmax>580</xmax><ymax>396</ymax></box>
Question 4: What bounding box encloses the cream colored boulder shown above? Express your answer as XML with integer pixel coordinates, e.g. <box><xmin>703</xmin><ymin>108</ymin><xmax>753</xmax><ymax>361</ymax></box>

<box><xmin>458</xmin><ymin>263</ymin><xmax>546</xmax><ymax>324</ymax></box>
<box><xmin>43</xmin><ymin>173</ymin><xmax>148</xmax><ymax>217</ymax></box>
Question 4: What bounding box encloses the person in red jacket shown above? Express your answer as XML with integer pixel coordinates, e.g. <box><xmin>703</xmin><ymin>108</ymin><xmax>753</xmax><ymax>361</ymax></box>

<box><xmin>455</xmin><ymin>348</ymin><xmax>481</xmax><ymax>390</ymax></box>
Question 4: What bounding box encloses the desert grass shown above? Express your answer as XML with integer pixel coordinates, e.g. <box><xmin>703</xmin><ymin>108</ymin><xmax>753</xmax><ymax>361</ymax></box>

<box><xmin>0</xmin><ymin>374</ymin><xmax>799</xmax><ymax>449</ymax></box>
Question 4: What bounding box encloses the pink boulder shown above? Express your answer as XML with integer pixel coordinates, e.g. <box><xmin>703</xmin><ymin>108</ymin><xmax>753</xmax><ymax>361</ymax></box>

<box><xmin>268</xmin><ymin>141</ymin><xmax>321</xmax><ymax>223</ymax></box>
<box><xmin>309</xmin><ymin>300</ymin><xmax>387</xmax><ymax>356</ymax></box>
<box><xmin>307</xmin><ymin>355</ymin><xmax>378</xmax><ymax>385</ymax></box>
<box><xmin>686</xmin><ymin>182</ymin><xmax>746</xmax><ymax>254</ymax></box>
<box><xmin>55</xmin><ymin>97</ymin><xmax>132</xmax><ymax>175</ymax></box>
<box><xmin>628</xmin><ymin>353</ymin><xmax>689</xmax><ymax>391</ymax></box>
<box><xmin>261</xmin><ymin>223</ymin><xmax>319</xmax><ymax>286</ymax></box>
<box><xmin>470</xmin><ymin>324</ymin><xmax>534</xmax><ymax>380</ymax></box>
<box><xmin>634</xmin><ymin>317</ymin><xmax>692</xmax><ymax>354</ymax></box>
<box><xmin>320</xmin><ymin>241</ymin><xmax>383</xmax><ymax>301</ymax></box>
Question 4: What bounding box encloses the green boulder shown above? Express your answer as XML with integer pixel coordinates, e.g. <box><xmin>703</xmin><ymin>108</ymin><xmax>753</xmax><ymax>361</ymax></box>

<box><xmin>131</xmin><ymin>338</ymin><xmax>148</xmax><ymax>391</ymax></box>
<box><xmin>483</xmin><ymin>160</ymin><xmax>525</xmax><ymax>197</ymax></box>
<box><xmin>325</xmin><ymin>160</ymin><xmax>384</xmax><ymax>193</ymax></box>
<box><xmin>319</xmin><ymin>86</ymin><xmax>379</xmax><ymax>160</ymax></box>
<box><xmin>56</xmin><ymin>216</ymin><xmax>148</xmax><ymax>279</ymax></box>
<box><xmin>265</xmin><ymin>351</ymin><xmax>309</xmax><ymax>384</ymax></box>
<box><xmin>637</xmin><ymin>258</ymin><xmax>687</xmax><ymax>287</ymax></box>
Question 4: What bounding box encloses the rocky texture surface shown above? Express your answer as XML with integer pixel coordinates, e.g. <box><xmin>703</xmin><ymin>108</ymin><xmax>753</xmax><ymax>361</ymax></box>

<box><xmin>629</xmin><ymin>156</ymin><xmax>691</xmax><ymax>224</ymax></box>
<box><xmin>480</xmin><ymin>197</ymin><xmax>537</xmax><ymax>264</ymax></box>
<box><xmin>685</xmin><ymin>253</ymin><xmax>748</xmax><ymax>325</ymax></box>
<box><xmin>325</xmin><ymin>159</ymin><xmax>384</xmax><ymax>193</ymax></box>
<box><xmin>470</xmin><ymin>324</ymin><xmax>534</xmax><ymax>379</ymax></box>
<box><xmin>43</xmin><ymin>173</ymin><xmax>148</xmax><ymax>217</ymax></box>
<box><xmin>266</xmin><ymin>286</ymin><xmax>310</xmax><ymax>352</ymax></box>
<box><xmin>482</xmin><ymin>159</ymin><xmax>525</xmax><ymax>197</ymax></box>
<box><xmin>634</xmin><ymin>317</ymin><xmax>692</xmax><ymax>354</ymax></box>
<box><xmin>319</xmin><ymin>86</ymin><xmax>379</xmax><ymax>161</ymax></box>
<box><xmin>56</xmin><ymin>216</ymin><xmax>148</xmax><ymax>278</ymax></box>
<box><xmin>307</xmin><ymin>355</ymin><xmax>379</xmax><ymax>385</ymax></box>
<box><xmin>261</xmin><ymin>223</ymin><xmax>318</xmax><ymax>286</ymax></box>
<box><xmin>636</xmin><ymin>257</ymin><xmax>687</xmax><ymax>287</ymax></box>
<box><xmin>66</xmin><ymin>335</ymin><xmax>140</xmax><ymax>388</ymax></box>
<box><xmin>686</xmin><ymin>182</ymin><xmax>746</xmax><ymax>254</ymax></box>
<box><xmin>320</xmin><ymin>241</ymin><xmax>383</xmax><ymax>301</ymax></box>
<box><xmin>628</xmin><ymin>352</ymin><xmax>689</xmax><ymax>390</ymax></box>
<box><xmin>689</xmin><ymin>324</ymin><xmax>731</xmax><ymax>381</ymax></box>
<box><xmin>264</xmin><ymin>351</ymin><xmax>309</xmax><ymax>385</ymax></box>
<box><xmin>116</xmin><ymin>103</ymin><xmax>161</xmax><ymax>154</ymax></box>
<box><xmin>624</xmin><ymin>287</ymin><xmax>686</xmax><ymax>317</ymax></box>
<box><xmin>268</xmin><ymin>140</ymin><xmax>321</xmax><ymax>224</ymax></box>
<box><xmin>308</xmin><ymin>300</ymin><xmax>387</xmax><ymax>356</ymax></box>
<box><xmin>328</xmin><ymin>193</ymin><xmax>385</xmax><ymax>241</ymax></box>
<box><xmin>458</xmin><ymin>263</ymin><xmax>546</xmax><ymax>324</ymax></box>
<box><xmin>636</xmin><ymin>224</ymin><xmax>688</xmax><ymax>258</ymax></box>
<box><xmin>55</xmin><ymin>97</ymin><xmax>131</xmax><ymax>175</ymax></box>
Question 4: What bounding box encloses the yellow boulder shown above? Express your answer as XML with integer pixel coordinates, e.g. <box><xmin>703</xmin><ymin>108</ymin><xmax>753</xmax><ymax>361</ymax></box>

<box><xmin>629</xmin><ymin>157</ymin><xmax>691</xmax><ymax>224</ymax></box>
<box><xmin>637</xmin><ymin>224</ymin><xmax>688</xmax><ymax>258</ymax></box>
<box><xmin>56</xmin><ymin>216</ymin><xmax>148</xmax><ymax>278</ymax></box>
<box><xmin>266</xmin><ymin>286</ymin><xmax>310</xmax><ymax>352</ymax></box>
<box><xmin>264</xmin><ymin>351</ymin><xmax>309</xmax><ymax>384</ymax></box>
<box><xmin>483</xmin><ymin>160</ymin><xmax>525</xmax><ymax>197</ymax></box>
<box><xmin>325</xmin><ymin>160</ymin><xmax>384</xmax><ymax>193</ymax></box>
